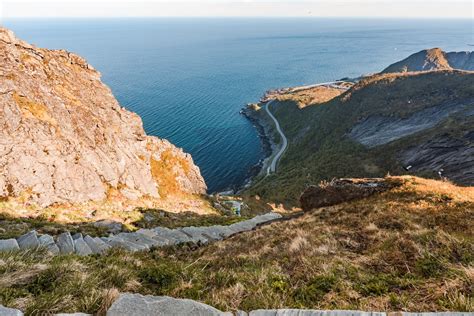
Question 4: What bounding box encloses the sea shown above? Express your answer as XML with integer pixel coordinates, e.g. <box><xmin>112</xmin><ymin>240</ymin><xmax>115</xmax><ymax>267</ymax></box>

<box><xmin>3</xmin><ymin>18</ymin><xmax>473</xmax><ymax>192</ymax></box>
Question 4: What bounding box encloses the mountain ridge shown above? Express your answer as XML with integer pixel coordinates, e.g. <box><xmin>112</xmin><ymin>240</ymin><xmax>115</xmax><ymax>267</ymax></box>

<box><xmin>382</xmin><ymin>47</ymin><xmax>474</xmax><ymax>73</ymax></box>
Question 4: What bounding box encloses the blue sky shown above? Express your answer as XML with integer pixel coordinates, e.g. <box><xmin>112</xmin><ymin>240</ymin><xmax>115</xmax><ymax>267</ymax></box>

<box><xmin>1</xmin><ymin>0</ymin><xmax>472</xmax><ymax>18</ymax></box>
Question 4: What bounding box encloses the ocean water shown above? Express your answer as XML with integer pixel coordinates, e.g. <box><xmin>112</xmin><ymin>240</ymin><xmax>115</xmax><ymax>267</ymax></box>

<box><xmin>3</xmin><ymin>18</ymin><xmax>473</xmax><ymax>192</ymax></box>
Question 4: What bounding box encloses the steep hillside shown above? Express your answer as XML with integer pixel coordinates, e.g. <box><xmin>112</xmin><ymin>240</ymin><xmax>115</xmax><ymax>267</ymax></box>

<box><xmin>1</xmin><ymin>177</ymin><xmax>472</xmax><ymax>313</ymax></box>
<box><xmin>382</xmin><ymin>48</ymin><xmax>474</xmax><ymax>73</ymax></box>
<box><xmin>0</xmin><ymin>28</ymin><xmax>206</xmax><ymax>209</ymax></box>
<box><xmin>247</xmin><ymin>70</ymin><xmax>474</xmax><ymax>203</ymax></box>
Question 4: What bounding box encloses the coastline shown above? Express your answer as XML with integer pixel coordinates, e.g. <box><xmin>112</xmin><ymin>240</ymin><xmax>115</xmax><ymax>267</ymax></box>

<box><xmin>237</xmin><ymin>80</ymin><xmax>356</xmax><ymax>194</ymax></box>
<box><xmin>215</xmin><ymin>105</ymin><xmax>274</xmax><ymax>195</ymax></box>
<box><xmin>238</xmin><ymin>102</ymin><xmax>280</xmax><ymax>192</ymax></box>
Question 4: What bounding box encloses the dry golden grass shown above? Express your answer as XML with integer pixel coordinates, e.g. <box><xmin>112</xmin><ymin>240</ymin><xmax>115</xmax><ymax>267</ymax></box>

<box><xmin>1</xmin><ymin>176</ymin><xmax>472</xmax><ymax>314</ymax></box>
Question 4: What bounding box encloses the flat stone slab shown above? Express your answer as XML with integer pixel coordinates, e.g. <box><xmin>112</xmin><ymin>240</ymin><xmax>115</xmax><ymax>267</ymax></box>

<box><xmin>0</xmin><ymin>305</ymin><xmax>23</xmax><ymax>315</ymax></box>
<box><xmin>17</xmin><ymin>230</ymin><xmax>39</xmax><ymax>249</ymax></box>
<box><xmin>228</xmin><ymin>221</ymin><xmax>258</xmax><ymax>233</ymax></box>
<box><xmin>106</xmin><ymin>293</ymin><xmax>228</xmax><ymax>316</ymax></box>
<box><xmin>0</xmin><ymin>239</ymin><xmax>20</xmax><ymax>251</ymax></box>
<box><xmin>180</xmin><ymin>227</ymin><xmax>213</xmax><ymax>243</ymax></box>
<box><xmin>201</xmin><ymin>225</ymin><xmax>235</xmax><ymax>239</ymax></box>
<box><xmin>250</xmin><ymin>311</ymin><xmax>386</xmax><ymax>316</ymax></box>
<box><xmin>116</xmin><ymin>232</ymin><xmax>164</xmax><ymax>248</ymax></box>
<box><xmin>83</xmin><ymin>235</ymin><xmax>109</xmax><ymax>254</ymax></box>
<box><xmin>57</xmin><ymin>232</ymin><xmax>75</xmax><ymax>254</ymax></box>
<box><xmin>104</xmin><ymin>237</ymin><xmax>148</xmax><ymax>252</ymax></box>
<box><xmin>151</xmin><ymin>227</ymin><xmax>192</xmax><ymax>244</ymax></box>
<box><xmin>47</xmin><ymin>243</ymin><xmax>60</xmax><ymax>254</ymax></box>
<box><xmin>38</xmin><ymin>234</ymin><xmax>55</xmax><ymax>246</ymax></box>
<box><xmin>74</xmin><ymin>238</ymin><xmax>93</xmax><ymax>256</ymax></box>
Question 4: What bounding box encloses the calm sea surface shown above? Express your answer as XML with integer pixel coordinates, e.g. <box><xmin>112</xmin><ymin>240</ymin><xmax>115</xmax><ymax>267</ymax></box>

<box><xmin>3</xmin><ymin>18</ymin><xmax>473</xmax><ymax>192</ymax></box>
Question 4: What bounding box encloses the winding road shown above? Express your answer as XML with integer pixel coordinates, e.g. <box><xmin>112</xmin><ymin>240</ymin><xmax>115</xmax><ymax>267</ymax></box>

<box><xmin>265</xmin><ymin>100</ymin><xmax>288</xmax><ymax>175</ymax></box>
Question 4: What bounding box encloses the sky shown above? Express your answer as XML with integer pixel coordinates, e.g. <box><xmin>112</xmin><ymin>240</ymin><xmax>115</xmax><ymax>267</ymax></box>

<box><xmin>0</xmin><ymin>0</ymin><xmax>473</xmax><ymax>18</ymax></box>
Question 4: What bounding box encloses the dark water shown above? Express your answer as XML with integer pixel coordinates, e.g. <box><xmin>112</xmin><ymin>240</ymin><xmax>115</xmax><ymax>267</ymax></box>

<box><xmin>3</xmin><ymin>18</ymin><xmax>473</xmax><ymax>192</ymax></box>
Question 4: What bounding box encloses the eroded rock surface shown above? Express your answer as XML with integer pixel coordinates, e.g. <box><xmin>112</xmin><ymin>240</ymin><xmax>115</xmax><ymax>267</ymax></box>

<box><xmin>0</xmin><ymin>28</ymin><xmax>206</xmax><ymax>207</ymax></box>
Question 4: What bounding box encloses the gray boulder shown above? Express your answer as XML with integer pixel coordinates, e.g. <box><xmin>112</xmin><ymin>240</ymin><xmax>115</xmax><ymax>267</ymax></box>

<box><xmin>0</xmin><ymin>239</ymin><xmax>20</xmax><ymax>251</ymax></box>
<box><xmin>0</xmin><ymin>304</ymin><xmax>23</xmax><ymax>315</ymax></box>
<box><xmin>57</xmin><ymin>232</ymin><xmax>75</xmax><ymax>254</ymax></box>
<box><xmin>106</xmin><ymin>293</ymin><xmax>228</xmax><ymax>316</ymax></box>
<box><xmin>17</xmin><ymin>230</ymin><xmax>39</xmax><ymax>249</ymax></box>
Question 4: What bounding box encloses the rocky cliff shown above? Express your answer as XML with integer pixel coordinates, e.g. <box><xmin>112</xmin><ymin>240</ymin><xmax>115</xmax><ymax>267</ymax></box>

<box><xmin>382</xmin><ymin>48</ymin><xmax>474</xmax><ymax>73</ymax></box>
<box><xmin>0</xmin><ymin>28</ymin><xmax>206</xmax><ymax>207</ymax></box>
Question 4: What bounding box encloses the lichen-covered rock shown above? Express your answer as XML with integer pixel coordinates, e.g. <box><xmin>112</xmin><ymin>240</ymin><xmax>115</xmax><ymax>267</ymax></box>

<box><xmin>0</xmin><ymin>28</ymin><xmax>206</xmax><ymax>208</ymax></box>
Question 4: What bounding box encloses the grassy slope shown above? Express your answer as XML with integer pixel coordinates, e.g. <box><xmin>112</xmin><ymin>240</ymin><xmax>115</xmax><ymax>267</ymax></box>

<box><xmin>1</xmin><ymin>177</ymin><xmax>473</xmax><ymax>314</ymax></box>
<box><xmin>247</xmin><ymin>70</ymin><xmax>474</xmax><ymax>204</ymax></box>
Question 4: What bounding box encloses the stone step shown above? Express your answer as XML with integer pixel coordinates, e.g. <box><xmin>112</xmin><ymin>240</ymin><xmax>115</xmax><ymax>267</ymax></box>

<box><xmin>0</xmin><ymin>239</ymin><xmax>20</xmax><ymax>251</ymax></box>
<box><xmin>74</xmin><ymin>238</ymin><xmax>93</xmax><ymax>256</ymax></box>
<box><xmin>116</xmin><ymin>232</ymin><xmax>163</xmax><ymax>249</ymax></box>
<box><xmin>151</xmin><ymin>227</ymin><xmax>193</xmax><ymax>244</ymax></box>
<box><xmin>179</xmin><ymin>227</ymin><xmax>211</xmax><ymax>244</ymax></box>
<box><xmin>83</xmin><ymin>235</ymin><xmax>105</xmax><ymax>254</ymax></box>
<box><xmin>103</xmin><ymin>236</ymin><xmax>148</xmax><ymax>252</ymax></box>
<box><xmin>249</xmin><ymin>311</ymin><xmax>387</xmax><ymax>316</ymax></box>
<box><xmin>0</xmin><ymin>212</ymin><xmax>283</xmax><ymax>255</ymax></box>
<box><xmin>199</xmin><ymin>226</ymin><xmax>232</xmax><ymax>240</ymax></box>
<box><xmin>17</xmin><ymin>230</ymin><xmax>39</xmax><ymax>249</ymax></box>
<box><xmin>57</xmin><ymin>232</ymin><xmax>75</xmax><ymax>254</ymax></box>
<box><xmin>228</xmin><ymin>220</ymin><xmax>258</xmax><ymax>233</ymax></box>
<box><xmin>92</xmin><ymin>237</ymin><xmax>112</xmax><ymax>253</ymax></box>
<box><xmin>38</xmin><ymin>234</ymin><xmax>55</xmax><ymax>246</ymax></box>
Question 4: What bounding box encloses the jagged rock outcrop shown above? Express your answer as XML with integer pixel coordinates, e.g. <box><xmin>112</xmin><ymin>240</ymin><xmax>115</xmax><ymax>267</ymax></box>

<box><xmin>0</xmin><ymin>28</ymin><xmax>206</xmax><ymax>207</ymax></box>
<box><xmin>382</xmin><ymin>48</ymin><xmax>474</xmax><ymax>73</ymax></box>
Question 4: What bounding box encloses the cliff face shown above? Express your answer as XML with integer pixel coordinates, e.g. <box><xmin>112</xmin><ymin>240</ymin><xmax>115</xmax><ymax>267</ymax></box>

<box><xmin>0</xmin><ymin>28</ymin><xmax>206</xmax><ymax>207</ymax></box>
<box><xmin>382</xmin><ymin>48</ymin><xmax>474</xmax><ymax>73</ymax></box>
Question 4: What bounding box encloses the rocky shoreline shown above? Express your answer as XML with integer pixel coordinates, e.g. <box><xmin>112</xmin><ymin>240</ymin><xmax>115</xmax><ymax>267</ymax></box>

<box><xmin>238</xmin><ymin>104</ymin><xmax>276</xmax><ymax>190</ymax></box>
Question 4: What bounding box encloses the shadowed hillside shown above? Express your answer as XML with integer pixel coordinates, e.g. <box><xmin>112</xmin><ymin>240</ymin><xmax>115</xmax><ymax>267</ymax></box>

<box><xmin>247</xmin><ymin>70</ymin><xmax>474</xmax><ymax>204</ymax></box>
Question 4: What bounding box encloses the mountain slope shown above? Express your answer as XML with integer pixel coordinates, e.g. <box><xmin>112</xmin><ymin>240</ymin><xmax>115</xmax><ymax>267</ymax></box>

<box><xmin>382</xmin><ymin>48</ymin><xmax>474</xmax><ymax>73</ymax></box>
<box><xmin>247</xmin><ymin>70</ymin><xmax>474</xmax><ymax>203</ymax></box>
<box><xmin>0</xmin><ymin>28</ymin><xmax>206</xmax><ymax>208</ymax></box>
<box><xmin>2</xmin><ymin>176</ymin><xmax>472</xmax><ymax>313</ymax></box>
